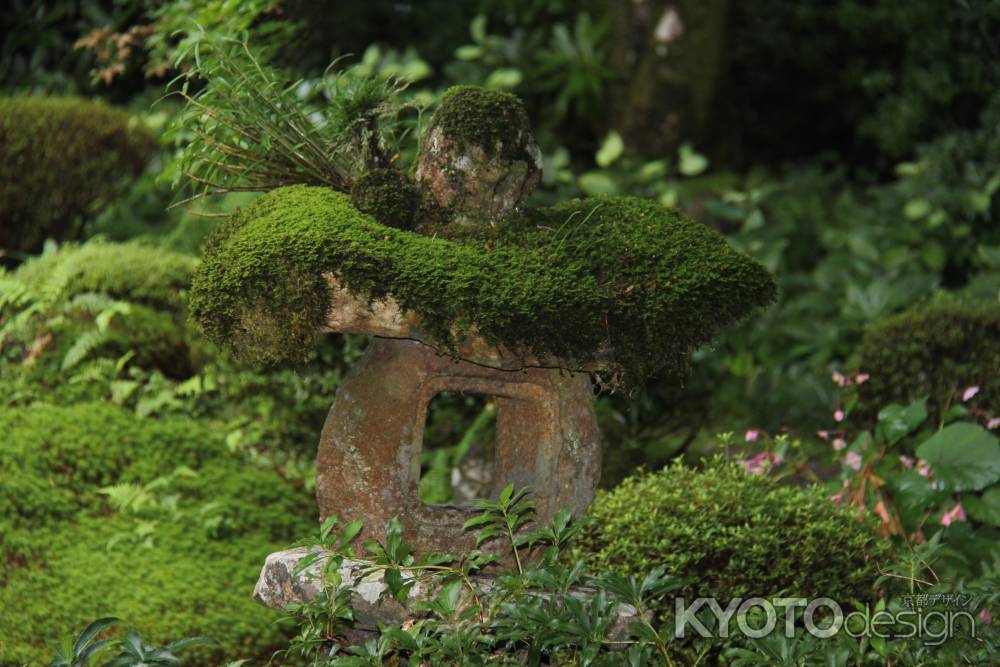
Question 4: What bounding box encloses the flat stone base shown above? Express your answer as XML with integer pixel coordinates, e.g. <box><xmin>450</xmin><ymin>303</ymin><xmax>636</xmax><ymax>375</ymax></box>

<box><xmin>254</xmin><ymin>548</ymin><xmax>642</xmax><ymax>636</ymax></box>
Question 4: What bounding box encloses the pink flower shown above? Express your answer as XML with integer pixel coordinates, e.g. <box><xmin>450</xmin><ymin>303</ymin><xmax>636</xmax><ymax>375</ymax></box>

<box><xmin>816</xmin><ymin>430</ymin><xmax>829</xmax><ymax>440</ymax></box>
<box><xmin>980</xmin><ymin>609</ymin><xmax>992</xmax><ymax>625</ymax></box>
<box><xmin>832</xmin><ymin>437</ymin><xmax>847</xmax><ymax>451</ymax></box>
<box><xmin>940</xmin><ymin>503</ymin><xmax>967</xmax><ymax>527</ymax></box>
<box><xmin>832</xmin><ymin>371</ymin><xmax>846</xmax><ymax>386</ymax></box>
<box><xmin>830</xmin><ymin>493</ymin><xmax>843</xmax><ymax>503</ymax></box>
<box><xmin>988</xmin><ymin>417</ymin><xmax>1000</xmax><ymax>430</ymax></box>
<box><xmin>742</xmin><ymin>451</ymin><xmax>778</xmax><ymax>475</ymax></box>
<box><xmin>917</xmin><ymin>461</ymin><xmax>932</xmax><ymax>478</ymax></box>
<box><xmin>745</xmin><ymin>429</ymin><xmax>760</xmax><ymax>442</ymax></box>
<box><xmin>855</xmin><ymin>373</ymin><xmax>870</xmax><ymax>384</ymax></box>
<box><xmin>962</xmin><ymin>386</ymin><xmax>980</xmax><ymax>402</ymax></box>
<box><xmin>845</xmin><ymin>451</ymin><xmax>862</xmax><ymax>471</ymax></box>
<box><xmin>899</xmin><ymin>455</ymin><xmax>915</xmax><ymax>468</ymax></box>
<box><xmin>834</xmin><ymin>409</ymin><xmax>845</xmax><ymax>422</ymax></box>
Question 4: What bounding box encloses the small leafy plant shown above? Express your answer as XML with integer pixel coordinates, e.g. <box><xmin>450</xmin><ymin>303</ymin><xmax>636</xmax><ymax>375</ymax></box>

<box><xmin>279</xmin><ymin>484</ymin><xmax>688</xmax><ymax>666</ymax></box>
<box><xmin>50</xmin><ymin>617</ymin><xmax>216</xmax><ymax>667</ymax></box>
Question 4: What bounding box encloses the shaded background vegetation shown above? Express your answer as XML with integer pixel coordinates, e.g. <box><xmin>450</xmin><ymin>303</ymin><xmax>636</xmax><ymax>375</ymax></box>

<box><xmin>2</xmin><ymin>0</ymin><xmax>1000</xmax><ymax>664</ymax></box>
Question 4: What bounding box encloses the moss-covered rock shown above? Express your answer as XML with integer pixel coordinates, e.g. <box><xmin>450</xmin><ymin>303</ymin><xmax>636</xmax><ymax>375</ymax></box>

<box><xmin>428</xmin><ymin>86</ymin><xmax>533</xmax><ymax>162</ymax></box>
<box><xmin>857</xmin><ymin>299</ymin><xmax>1000</xmax><ymax>419</ymax></box>
<box><xmin>189</xmin><ymin>185</ymin><xmax>775</xmax><ymax>385</ymax></box>
<box><xmin>350</xmin><ymin>168</ymin><xmax>419</xmax><ymax>229</ymax></box>
<box><xmin>0</xmin><ymin>96</ymin><xmax>157</xmax><ymax>253</ymax></box>
<box><xmin>574</xmin><ymin>460</ymin><xmax>887</xmax><ymax>603</ymax></box>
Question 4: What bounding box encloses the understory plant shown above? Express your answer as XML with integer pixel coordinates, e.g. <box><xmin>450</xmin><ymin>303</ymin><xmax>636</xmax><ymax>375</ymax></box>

<box><xmin>279</xmin><ymin>484</ymin><xmax>686</xmax><ymax>666</ymax></box>
<box><xmin>166</xmin><ymin>34</ymin><xmax>417</xmax><ymax>205</ymax></box>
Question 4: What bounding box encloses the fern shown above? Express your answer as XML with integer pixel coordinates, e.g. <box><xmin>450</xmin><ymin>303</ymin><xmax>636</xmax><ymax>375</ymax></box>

<box><xmin>62</xmin><ymin>329</ymin><xmax>108</xmax><ymax>371</ymax></box>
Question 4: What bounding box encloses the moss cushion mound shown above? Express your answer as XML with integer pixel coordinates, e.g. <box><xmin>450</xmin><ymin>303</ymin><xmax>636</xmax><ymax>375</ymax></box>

<box><xmin>190</xmin><ymin>185</ymin><xmax>775</xmax><ymax>384</ymax></box>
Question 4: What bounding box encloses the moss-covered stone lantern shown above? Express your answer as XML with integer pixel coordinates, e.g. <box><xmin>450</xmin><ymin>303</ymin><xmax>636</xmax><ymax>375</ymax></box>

<box><xmin>190</xmin><ymin>86</ymin><xmax>775</xmax><ymax>567</ymax></box>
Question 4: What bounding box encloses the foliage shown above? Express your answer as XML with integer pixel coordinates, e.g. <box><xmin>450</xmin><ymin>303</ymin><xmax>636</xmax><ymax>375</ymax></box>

<box><xmin>189</xmin><ymin>184</ymin><xmax>774</xmax><ymax>385</ymax></box>
<box><xmin>0</xmin><ymin>401</ymin><xmax>314</xmax><ymax>665</ymax></box>
<box><xmin>857</xmin><ymin>299</ymin><xmax>1000</xmax><ymax>420</ymax></box>
<box><xmin>280</xmin><ymin>487</ymin><xmax>686</xmax><ymax>666</ymax></box>
<box><xmin>0</xmin><ymin>241</ymin><xmax>202</xmax><ymax>385</ymax></box>
<box><xmin>49</xmin><ymin>617</ymin><xmax>215</xmax><ymax>667</ymax></box>
<box><xmin>575</xmin><ymin>460</ymin><xmax>885</xmax><ymax>604</ymax></box>
<box><xmin>822</xmin><ymin>382</ymin><xmax>1000</xmax><ymax>575</ymax></box>
<box><xmin>0</xmin><ymin>96</ymin><xmax>156</xmax><ymax>254</ymax></box>
<box><xmin>166</xmin><ymin>35</ymin><xmax>415</xmax><ymax>202</ymax></box>
<box><xmin>726</xmin><ymin>0</ymin><xmax>1000</xmax><ymax>166</ymax></box>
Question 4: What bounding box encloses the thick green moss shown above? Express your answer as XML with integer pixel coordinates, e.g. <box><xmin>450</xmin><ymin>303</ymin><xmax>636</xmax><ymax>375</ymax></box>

<box><xmin>430</xmin><ymin>85</ymin><xmax>533</xmax><ymax>161</ymax></box>
<box><xmin>0</xmin><ymin>402</ymin><xmax>312</xmax><ymax>665</ymax></box>
<box><xmin>13</xmin><ymin>241</ymin><xmax>198</xmax><ymax>309</ymax></box>
<box><xmin>857</xmin><ymin>299</ymin><xmax>1000</xmax><ymax>418</ymax></box>
<box><xmin>0</xmin><ymin>96</ymin><xmax>156</xmax><ymax>253</ymax></box>
<box><xmin>350</xmin><ymin>168</ymin><xmax>419</xmax><ymax>229</ymax></box>
<box><xmin>190</xmin><ymin>185</ymin><xmax>774</xmax><ymax>385</ymax></box>
<box><xmin>575</xmin><ymin>461</ymin><xmax>886</xmax><ymax>603</ymax></box>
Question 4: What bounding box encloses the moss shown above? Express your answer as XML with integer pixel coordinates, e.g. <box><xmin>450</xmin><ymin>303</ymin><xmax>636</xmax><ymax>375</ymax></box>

<box><xmin>350</xmin><ymin>168</ymin><xmax>419</xmax><ymax>229</ymax></box>
<box><xmin>13</xmin><ymin>241</ymin><xmax>198</xmax><ymax>310</ymax></box>
<box><xmin>0</xmin><ymin>402</ymin><xmax>313</xmax><ymax>665</ymax></box>
<box><xmin>574</xmin><ymin>460</ymin><xmax>887</xmax><ymax>604</ymax></box>
<box><xmin>857</xmin><ymin>298</ymin><xmax>1000</xmax><ymax>419</ymax></box>
<box><xmin>190</xmin><ymin>185</ymin><xmax>775</xmax><ymax>385</ymax></box>
<box><xmin>0</xmin><ymin>96</ymin><xmax>157</xmax><ymax>253</ymax></box>
<box><xmin>429</xmin><ymin>85</ymin><xmax>533</xmax><ymax>162</ymax></box>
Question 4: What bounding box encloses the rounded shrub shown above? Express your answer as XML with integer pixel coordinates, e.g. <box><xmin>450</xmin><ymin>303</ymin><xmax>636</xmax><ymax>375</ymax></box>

<box><xmin>857</xmin><ymin>299</ymin><xmax>1000</xmax><ymax>418</ymax></box>
<box><xmin>575</xmin><ymin>461</ymin><xmax>886</xmax><ymax>603</ymax></box>
<box><xmin>0</xmin><ymin>96</ymin><xmax>157</xmax><ymax>253</ymax></box>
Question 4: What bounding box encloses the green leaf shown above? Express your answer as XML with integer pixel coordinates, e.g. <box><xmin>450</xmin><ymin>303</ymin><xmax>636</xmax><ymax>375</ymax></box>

<box><xmin>916</xmin><ymin>423</ymin><xmax>1000</xmax><ymax>491</ymax></box>
<box><xmin>340</xmin><ymin>519</ymin><xmax>364</xmax><ymax>547</ymax></box>
<box><xmin>904</xmin><ymin>199</ymin><xmax>931</xmax><ymax>219</ymax></box>
<box><xmin>595</xmin><ymin>131</ymin><xmax>624</xmax><ymax>167</ymax></box>
<box><xmin>964</xmin><ymin>486</ymin><xmax>1000</xmax><ymax>526</ymax></box>
<box><xmin>485</xmin><ymin>68</ymin><xmax>522</xmax><ymax>90</ymax></box>
<box><xmin>454</xmin><ymin>44</ymin><xmax>482</xmax><ymax>61</ymax></box>
<box><xmin>678</xmin><ymin>143</ymin><xmax>708</xmax><ymax>176</ymax></box>
<box><xmin>876</xmin><ymin>398</ymin><xmax>927</xmax><ymax>445</ymax></box>
<box><xmin>499</xmin><ymin>483</ymin><xmax>514</xmax><ymax>505</ymax></box>
<box><xmin>72</xmin><ymin>617</ymin><xmax>119</xmax><ymax>659</ymax></box>
<box><xmin>578</xmin><ymin>171</ymin><xmax>618</xmax><ymax>196</ymax></box>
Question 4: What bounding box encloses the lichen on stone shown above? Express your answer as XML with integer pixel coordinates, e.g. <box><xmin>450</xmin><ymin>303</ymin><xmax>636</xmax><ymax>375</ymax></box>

<box><xmin>189</xmin><ymin>185</ymin><xmax>776</xmax><ymax>385</ymax></box>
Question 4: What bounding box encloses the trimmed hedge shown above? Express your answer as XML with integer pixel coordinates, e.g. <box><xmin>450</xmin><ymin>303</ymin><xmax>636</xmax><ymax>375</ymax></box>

<box><xmin>857</xmin><ymin>300</ymin><xmax>1000</xmax><ymax>418</ymax></box>
<box><xmin>575</xmin><ymin>461</ymin><xmax>886</xmax><ymax>603</ymax></box>
<box><xmin>189</xmin><ymin>185</ymin><xmax>775</xmax><ymax>385</ymax></box>
<box><xmin>0</xmin><ymin>96</ymin><xmax>156</xmax><ymax>253</ymax></box>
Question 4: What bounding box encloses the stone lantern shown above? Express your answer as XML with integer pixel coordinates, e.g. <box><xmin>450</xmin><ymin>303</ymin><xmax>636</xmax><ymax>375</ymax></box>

<box><xmin>187</xmin><ymin>85</ymin><xmax>775</xmax><ymax>625</ymax></box>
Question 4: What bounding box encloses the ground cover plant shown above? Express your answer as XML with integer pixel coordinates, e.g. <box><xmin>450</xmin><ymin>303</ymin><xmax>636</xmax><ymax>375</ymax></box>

<box><xmin>2</xmin><ymin>1</ymin><xmax>999</xmax><ymax>664</ymax></box>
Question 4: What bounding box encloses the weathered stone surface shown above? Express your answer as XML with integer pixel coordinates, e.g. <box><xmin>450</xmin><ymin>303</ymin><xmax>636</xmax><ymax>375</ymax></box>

<box><xmin>321</xmin><ymin>274</ymin><xmax>612</xmax><ymax>372</ymax></box>
<box><xmin>254</xmin><ymin>547</ymin><xmax>643</xmax><ymax>637</ymax></box>
<box><xmin>315</xmin><ymin>337</ymin><xmax>602</xmax><ymax>562</ymax></box>
<box><xmin>415</xmin><ymin>125</ymin><xmax>542</xmax><ymax>225</ymax></box>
